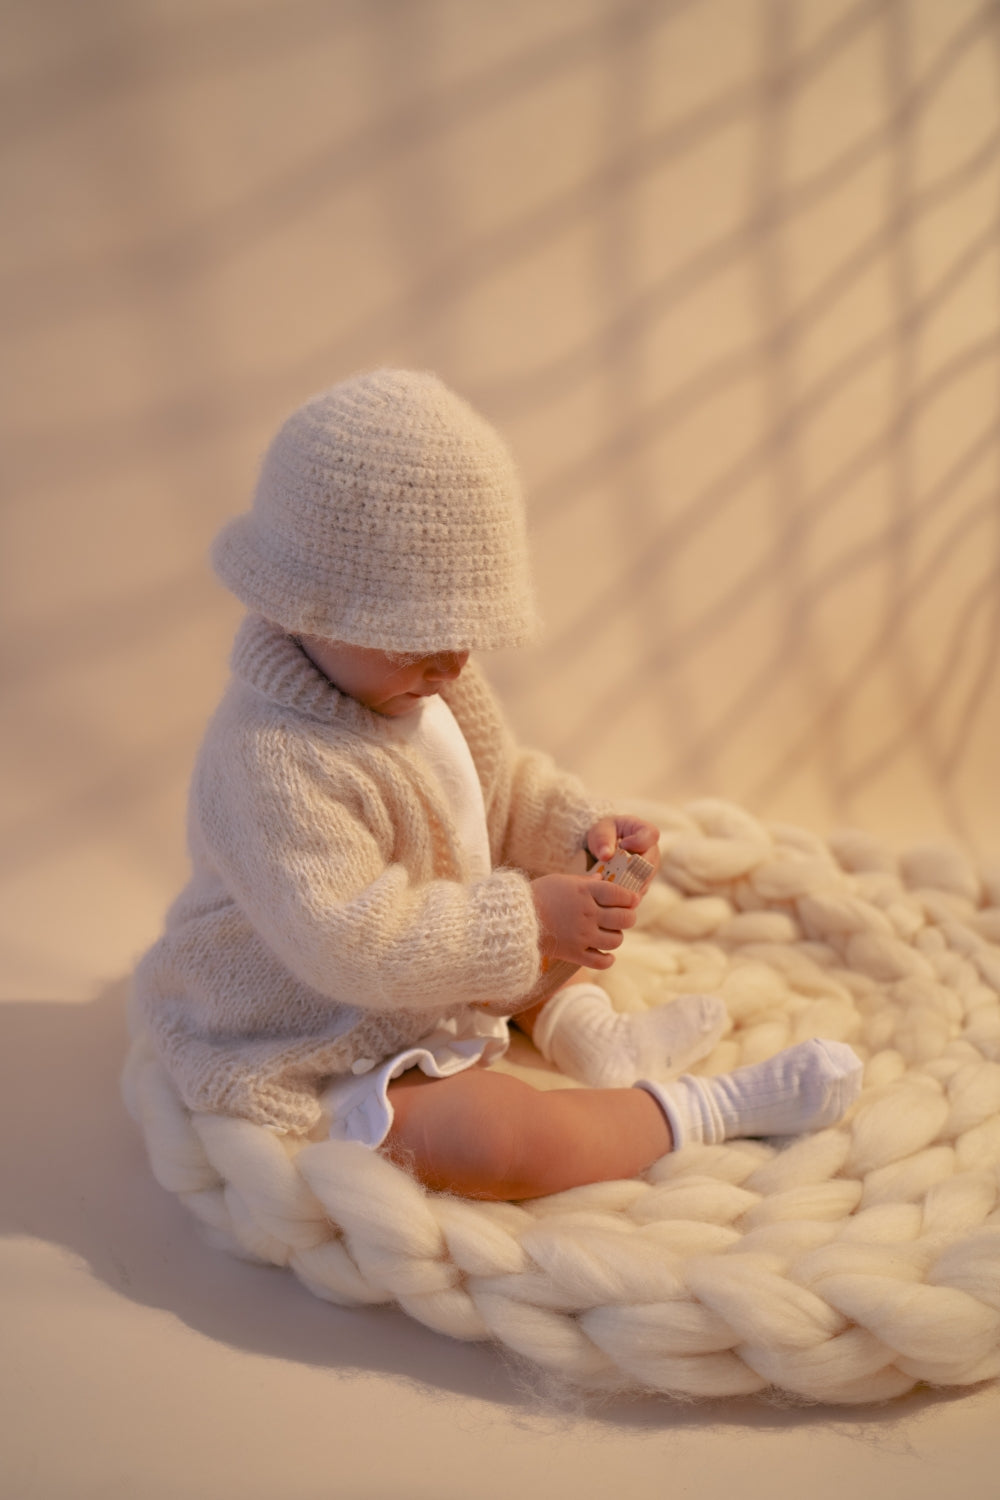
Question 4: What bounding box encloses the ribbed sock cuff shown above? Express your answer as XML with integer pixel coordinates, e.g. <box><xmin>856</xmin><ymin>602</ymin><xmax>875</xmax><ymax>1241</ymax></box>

<box><xmin>634</xmin><ymin>1075</ymin><xmax>725</xmax><ymax>1149</ymax></box>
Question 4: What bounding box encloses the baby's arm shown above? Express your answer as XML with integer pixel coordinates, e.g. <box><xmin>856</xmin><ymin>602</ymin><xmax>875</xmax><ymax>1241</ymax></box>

<box><xmin>194</xmin><ymin>724</ymin><xmax>542</xmax><ymax>1015</ymax></box>
<box><xmin>494</xmin><ymin>730</ymin><xmax>661</xmax><ymax>886</ymax></box>
<box><xmin>453</xmin><ymin>661</ymin><xmax>613</xmax><ymax>876</ymax></box>
<box><xmin>499</xmin><ymin>745</ymin><xmax>608</xmax><ymax>874</ymax></box>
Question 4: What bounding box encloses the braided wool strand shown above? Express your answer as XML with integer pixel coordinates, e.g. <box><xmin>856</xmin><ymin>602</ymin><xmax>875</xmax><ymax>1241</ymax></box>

<box><xmin>122</xmin><ymin>799</ymin><xmax>1000</xmax><ymax>1403</ymax></box>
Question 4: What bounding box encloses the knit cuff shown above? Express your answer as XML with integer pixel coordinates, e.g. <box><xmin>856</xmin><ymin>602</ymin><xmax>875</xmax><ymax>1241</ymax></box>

<box><xmin>465</xmin><ymin>867</ymin><xmax>543</xmax><ymax>1011</ymax></box>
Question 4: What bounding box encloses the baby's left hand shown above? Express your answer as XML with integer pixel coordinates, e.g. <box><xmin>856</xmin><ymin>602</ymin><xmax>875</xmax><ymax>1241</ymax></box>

<box><xmin>586</xmin><ymin>815</ymin><xmax>661</xmax><ymax>887</ymax></box>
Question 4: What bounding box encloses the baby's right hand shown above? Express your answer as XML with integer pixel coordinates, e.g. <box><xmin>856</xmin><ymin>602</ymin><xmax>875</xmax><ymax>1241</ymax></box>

<box><xmin>530</xmin><ymin>872</ymin><xmax>638</xmax><ymax>970</ymax></box>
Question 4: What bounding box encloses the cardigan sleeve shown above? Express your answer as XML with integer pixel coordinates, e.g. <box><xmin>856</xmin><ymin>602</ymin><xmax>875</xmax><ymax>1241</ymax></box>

<box><xmin>449</xmin><ymin>663</ymin><xmax>611</xmax><ymax>878</ymax></box>
<box><xmin>499</xmin><ymin>744</ymin><xmax>612</xmax><ymax>875</ymax></box>
<box><xmin>191</xmin><ymin>716</ymin><xmax>543</xmax><ymax>1014</ymax></box>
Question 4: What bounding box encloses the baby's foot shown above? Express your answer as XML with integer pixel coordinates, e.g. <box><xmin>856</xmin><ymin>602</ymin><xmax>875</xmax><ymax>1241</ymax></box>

<box><xmin>533</xmin><ymin>982</ymin><xmax>728</xmax><ymax>1089</ymax></box>
<box><xmin>636</xmin><ymin>1038</ymin><xmax>863</xmax><ymax>1147</ymax></box>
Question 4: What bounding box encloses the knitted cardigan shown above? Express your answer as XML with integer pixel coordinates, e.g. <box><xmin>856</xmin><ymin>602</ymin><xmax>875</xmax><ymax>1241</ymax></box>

<box><xmin>133</xmin><ymin>615</ymin><xmax>607</xmax><ymax>1134</ymax></box>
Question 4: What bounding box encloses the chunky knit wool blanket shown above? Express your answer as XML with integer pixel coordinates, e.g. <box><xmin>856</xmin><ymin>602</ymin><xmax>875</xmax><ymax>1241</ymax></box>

<box><xmin>122</xmin><ymin>799</ymin><xmax>1000</xmax><ymax>1404</ymax></box>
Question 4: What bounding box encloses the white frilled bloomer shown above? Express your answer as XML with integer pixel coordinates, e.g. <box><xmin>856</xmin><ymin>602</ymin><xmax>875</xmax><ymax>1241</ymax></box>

<box><xmin>122</xmin><ymin>799</ymin><xmax>1000</xmax><ymax>1404</ymax></box>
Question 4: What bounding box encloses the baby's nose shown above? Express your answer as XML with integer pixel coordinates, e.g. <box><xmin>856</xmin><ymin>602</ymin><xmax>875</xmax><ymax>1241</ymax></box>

<box><xmin>426</xmin><ymin>650</ymin><xmax>469</xmax><ymax>680</ymax></box>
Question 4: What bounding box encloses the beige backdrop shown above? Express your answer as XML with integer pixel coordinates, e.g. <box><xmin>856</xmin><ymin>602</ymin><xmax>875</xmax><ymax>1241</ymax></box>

<box><xmin>4</xmin><ymin>0</ymin><xmax>1000</xmax><ymax>1003</ymax></box>
<box><xmin>3</xmin><ymin>2</ymin><xmax>1000</xmax><ymax>1495</ymax></box>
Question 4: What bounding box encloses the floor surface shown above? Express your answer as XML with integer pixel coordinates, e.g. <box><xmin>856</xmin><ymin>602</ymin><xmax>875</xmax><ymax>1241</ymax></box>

<box><xmin>5</xmin><ymin>1</ymin><xmax>1000</xmax><ymax>1492</ymax></box>
<box><xmin>4</xmin><ymin>980</ymin><xmax>1000</xmax><ymax>1499</ymax></box>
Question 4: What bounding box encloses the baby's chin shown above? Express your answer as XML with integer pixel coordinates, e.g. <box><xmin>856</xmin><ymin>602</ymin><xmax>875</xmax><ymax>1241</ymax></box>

<box><xmin>373</xmin><ymin>691</ymin><xmax>435</xmax><ymax>717</ymax></box>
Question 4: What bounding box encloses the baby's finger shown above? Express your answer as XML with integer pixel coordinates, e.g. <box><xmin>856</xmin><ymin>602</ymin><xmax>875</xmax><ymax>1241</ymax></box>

<box><xmin>592</xmin><ymin>883</ymin><xmax>639</xmax><ymax>909</ymax></box>
<box><xmin>595</xmin><ymin>913</ymin><xmax>635</xmax><ymax>943</ymax></box>
<box><xmin>587</xmin><ymin>818</ymin><xmax>619</xmax><ymax>862</ymax></box>
<box><xmin>617</xmin><ymin>820</ymin><xmax>660</xmax><ymax>854</ymax></box>
<box><xmin>597</xmin><ymin>898</ymin><xmax>637</xmax><ymax>927</ymax></box>
<box><xmin>594</xmin><ymin>927</ymin><xmax>625</xmax><ymax>950</ymax></box>
<box><xmin>584</xmin><ymin>949</ymin><xmax>615</xmax><ymax>970</ymax></box>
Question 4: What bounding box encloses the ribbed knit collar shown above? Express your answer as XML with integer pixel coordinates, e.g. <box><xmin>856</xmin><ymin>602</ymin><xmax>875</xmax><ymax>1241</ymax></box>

<box><xmin>229</xmin><ymin>613</ymin><xmax>462</xmax><ymax>739</ymax></box>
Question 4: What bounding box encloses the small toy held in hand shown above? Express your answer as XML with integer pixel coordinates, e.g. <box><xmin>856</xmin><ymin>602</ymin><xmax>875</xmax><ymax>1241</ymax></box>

<box><xmin>589</xmin><ymin>844</ymin><xmax>655</xmax><ymax>892</ymax></box>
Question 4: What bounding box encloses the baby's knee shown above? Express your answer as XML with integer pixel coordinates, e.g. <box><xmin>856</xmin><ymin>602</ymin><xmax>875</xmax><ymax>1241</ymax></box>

<box><xmin>438</xmin><ymin>1072</ymin><xmax>564</xmax><ymax>1199</ymax></box>
<box><xmin>385</xmin><ymin>1069</ymin><xmax>538</xmax><ymax>1200</ymax></box>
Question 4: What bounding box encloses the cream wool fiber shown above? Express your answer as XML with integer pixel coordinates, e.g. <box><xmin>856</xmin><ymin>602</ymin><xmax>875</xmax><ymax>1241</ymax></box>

<box><xmin>125</xmin><ymin>799</ymin><xmax>1000</xmax><ymax>1405</ymax></box>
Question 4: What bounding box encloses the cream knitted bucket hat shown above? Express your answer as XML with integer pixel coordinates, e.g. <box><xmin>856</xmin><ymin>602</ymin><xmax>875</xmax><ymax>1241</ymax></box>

<box><xmin>212</xmin><ymin>369</ymin><xmax>540</xmax><ymax>652</ymax></box>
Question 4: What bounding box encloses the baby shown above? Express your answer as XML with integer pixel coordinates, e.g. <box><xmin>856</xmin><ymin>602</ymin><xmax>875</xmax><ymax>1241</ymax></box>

<box><xmin>134</xmin><ymin>369</ymin><xmax>862</xmax><ymax>1201</ymax></box>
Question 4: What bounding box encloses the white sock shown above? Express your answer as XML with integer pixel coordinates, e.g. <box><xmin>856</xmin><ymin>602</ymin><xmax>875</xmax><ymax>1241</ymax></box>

<box><xmin>533</xmin><ymin>982</ymin><xmax>728</xmax><ymax>1090</ymax></box>
<box><xmin>636</xmin><ymin>1039</ymin><xmax>863</xmax><ymax>1147</ymax></box>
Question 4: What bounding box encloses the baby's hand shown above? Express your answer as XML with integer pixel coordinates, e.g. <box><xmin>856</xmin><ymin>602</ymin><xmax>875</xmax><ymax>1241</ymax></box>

<box><xmin>586</xmin><ymin>815</ymin><xmax>661</xmax><ymax>889</ymax></box>
<box><xmin>531</xmin><ymin>872</ymin><xmax>639</xmax><ymax>971</ymax></box>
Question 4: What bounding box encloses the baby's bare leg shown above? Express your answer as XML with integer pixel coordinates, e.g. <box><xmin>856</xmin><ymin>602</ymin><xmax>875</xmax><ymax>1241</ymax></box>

<box><xmin>384</xmin><ymin>1067</ymin><xmax>672</xmax><ymax>1201</ymax></box>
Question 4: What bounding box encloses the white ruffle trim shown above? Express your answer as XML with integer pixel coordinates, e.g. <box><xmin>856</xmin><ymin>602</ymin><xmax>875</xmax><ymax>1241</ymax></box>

<box><xmin>319</xmin><ymin>1009</ymin><xmax>511</xmax><ymax>1147</ymax></box>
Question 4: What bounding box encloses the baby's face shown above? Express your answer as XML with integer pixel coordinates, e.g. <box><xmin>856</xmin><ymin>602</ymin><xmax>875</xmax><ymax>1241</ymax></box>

<box><xmin>298</xmin><ymin>636</ymin><xmax>469</xmax><ymax>716</ymax></box>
